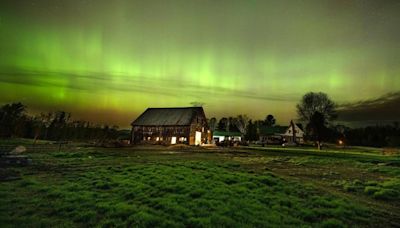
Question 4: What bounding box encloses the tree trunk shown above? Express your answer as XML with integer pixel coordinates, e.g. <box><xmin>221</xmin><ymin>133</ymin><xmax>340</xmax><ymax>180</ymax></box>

<box><xmin>291</xmin><ymin>121</ymin><xmax>296</xmax><ymax>144</ymax></box>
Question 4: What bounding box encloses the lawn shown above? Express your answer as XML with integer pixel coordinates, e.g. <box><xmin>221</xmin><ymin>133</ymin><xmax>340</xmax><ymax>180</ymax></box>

<box><xmin>0</xmin><ymin>139</ymin><xmax>399</xmax><ymax>227</ymax></box>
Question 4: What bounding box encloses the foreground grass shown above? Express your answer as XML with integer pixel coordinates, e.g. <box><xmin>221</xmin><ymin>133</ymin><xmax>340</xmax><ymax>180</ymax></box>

<box><xmin>0</xmin><ymin>142</ymin><xmax>399</xmax><ymax>227</ymax></box>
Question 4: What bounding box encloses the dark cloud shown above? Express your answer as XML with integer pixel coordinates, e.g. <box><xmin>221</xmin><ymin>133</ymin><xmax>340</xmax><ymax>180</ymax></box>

<box><xmin>338</xmin><ymin>91</ymin><xmax>400</xmax><ymax>123</ymax></box>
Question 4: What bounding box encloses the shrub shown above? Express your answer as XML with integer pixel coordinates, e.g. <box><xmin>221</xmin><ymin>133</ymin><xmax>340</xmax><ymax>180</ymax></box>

<box><xmin>321</xmin><ymin>218</ymin><xmax>345</xmax><ymax>228</ymax></box>
<box><xmin>343</xmin><ymin>183</ymin><xmax>357</xmax><ymax>192</ymax></box>
<box><xmin>364</xmin><ymin>186</ymin><xmax>380</xmax><ymax>195</ymax></box>
<box><xmin>373</xmin><ymin>189</ymin><xmax>400</xmax><ymax>200</ymax></box>
<box><xmin>129</xmin><ymin>211</ymin><xmax>162</xmax><ymax>227</ymax></box>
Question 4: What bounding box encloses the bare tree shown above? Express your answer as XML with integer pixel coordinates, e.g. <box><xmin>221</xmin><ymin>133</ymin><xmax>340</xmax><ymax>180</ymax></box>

<box><xmin>233</xmin><ymin>115</ymin><xmax>249</xmax><ymax>140</ymax></box>
<box><xmin>297</xmin><ymin>92</ymin><xmax>337</xmax><ymax>122</ymax></box>
<box><xmin>40</xmin><ymin>112</ymin><xmax>54</xmax><ymax>140</ymax></box>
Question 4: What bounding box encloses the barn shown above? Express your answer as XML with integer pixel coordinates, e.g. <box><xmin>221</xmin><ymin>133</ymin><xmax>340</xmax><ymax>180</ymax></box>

<box><xmin>131</xmin><ymin>107</ymin><xmax>211</xmax><ymax>145</ymax></box>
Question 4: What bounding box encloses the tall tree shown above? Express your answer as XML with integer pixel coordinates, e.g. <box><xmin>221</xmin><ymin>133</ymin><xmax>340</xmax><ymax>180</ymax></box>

<box><xmin>227</xmin><ymin>117</ymin><xmax>233</xmax><ymax>132</ymax></box>
<box><xmin>233</xmin><ymin>115</ymin><xmax>249</xmax><ymax>139</ymax></box>
<box><xmin>264</xmin><ymin>114</ymin><xmax>276</xmax><ymax>127</ymax></box>
<box><xmin>297</xmin><ymin>92</ymin><xmax>337</xmax><ymax>149</ymax></box>
<box><xmin>306</xmin><ymin>112</ymin><xmax>327</xmax><ymax>150</ymax></box>
<box><xmin>208</xmin><ymin>117</ymin><xmax>217</xmax><ymax>131</ymax></box>
<box><xmin>245</xmin><ymin>120</ymin><xmax>259</xmax><ymax>141</ymax></box>
<box><xmin>0</xmin><ymin>102</ymin><xmax>27</xmax><ymax>137</ymax></box>
<box><xmin>217</xmin><ymin>117</ymin><xmax>228</xmax><ymax>131</ymax></box>
<box><xmin>297</xmin><ymin>92</ymin><xmax>337</xmax><ymax>122</ymax></box>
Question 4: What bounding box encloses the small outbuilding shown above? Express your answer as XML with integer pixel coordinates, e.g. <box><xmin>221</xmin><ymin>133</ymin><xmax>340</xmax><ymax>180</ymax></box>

<box><xmin>131</xmin><ymin>107</ymin><xmax>211</xmax><ymax>145</ymax></box>
<box><xmin>212</xmin><ymin>130</ymin><xmax>242</xmax><ymax>143</ymax></box>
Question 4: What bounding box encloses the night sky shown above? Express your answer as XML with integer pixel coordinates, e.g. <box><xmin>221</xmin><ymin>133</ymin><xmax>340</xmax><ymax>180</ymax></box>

<box><xmin>1</xmin><ymin>0</ymin><xmax>399</xmax><ymax>128</ymax></box>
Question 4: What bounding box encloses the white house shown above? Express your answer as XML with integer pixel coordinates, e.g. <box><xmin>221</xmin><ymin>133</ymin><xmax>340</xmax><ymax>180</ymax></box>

<box><xmin>281</xmin><ymin>120</ymin><xmax>304</xmax><ymax>144</ymax></box>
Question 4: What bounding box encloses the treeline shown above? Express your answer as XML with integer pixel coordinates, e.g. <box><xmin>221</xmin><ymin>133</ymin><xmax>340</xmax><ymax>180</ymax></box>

<box><xmin>0</xmin><ymin>102</ymin><xmax>120</xmax><ymax>142</ymax></box>
<box><xmin>209</xmin><ymin>115</ymin><xmax>400</xmax><ymax>147</ymax></box>
<box><xmin>344</xmin><ymin>124</ymin><xmax>400</xmax><ymax>147</ymax></box>
<box><xmin>2</xmin><ymin>101</ymin><xmax>399</xmax><ymax>147</ymax></box>
<box><xmin>208</xmin><ymin>114</ymin><xmax>279</xmax><ymax>141</ymax></box>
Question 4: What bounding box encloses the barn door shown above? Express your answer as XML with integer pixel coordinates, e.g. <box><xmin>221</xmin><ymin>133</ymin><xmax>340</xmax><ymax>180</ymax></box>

<box><xmin>171</xmin><ymin>137</ymin><xmax>177</xmax><ymax>144</ymax></box>
<box><xmin>195</xmin><ymin>131</ymin><xmax>202</xmax><ymax>145</ymax></box>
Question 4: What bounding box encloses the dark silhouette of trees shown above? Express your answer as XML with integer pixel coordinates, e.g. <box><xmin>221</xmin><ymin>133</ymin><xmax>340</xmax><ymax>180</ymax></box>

<box><xmin>297</xmin><ymin>92</ymin><xmax>337</xmax><ymax>122</ymax></box>
<box><xmin>343</xmin><ymin>124</ymin><xmax>400</xmax><ymax>147</ymax></box>
<box><xmin>233</xmin><ymin>115</ymin><xmax>249</xmax><ymax>139</ymax></box>
<box><xmin>216</xmin><ymin>117</ymin><xmax>239</xmax><ymax>132</ymax></box>
<box><xmin>0</xmin><ymin>102</ymin><xmax>120</xmax><ymax>142</ymax></box>
<box><xmin>264</xmin><ymin>114</ymin><xmax>276</xmax><ymax>127</ymax></box>
<box><xmin>208</xmin><ymin>117</ymin><xmax>217</xmax><ymax>131</ymax></box>
<box><xmin>306</xmin><ymin>112</ymin><xmax>328</xmax><ymax>150</ymax></box>
<box><xmin>297</xmin><ymin>92</ymin><xmax>337</xmax><ymax>149</ymax></box>
<box><xmin>217</xmin><ymin>117</ymin><xmax>228</xmax><ymax>131</ymax></box>
<box><xmin>245</xmin><ymin>120</ymin><xmax>259</xmax><ymax>141</ymax></box>
<box><xmin>0</xmin><ymin>102</ymin><xmax>27</xmax><ymax>137</ymax></box>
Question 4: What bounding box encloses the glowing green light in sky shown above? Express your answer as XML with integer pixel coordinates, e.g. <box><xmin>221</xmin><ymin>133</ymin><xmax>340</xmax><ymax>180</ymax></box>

<box><xmin>0</xmin><ymin>1</ymin><xmax>399</xmax><ymax>127</ymax></box>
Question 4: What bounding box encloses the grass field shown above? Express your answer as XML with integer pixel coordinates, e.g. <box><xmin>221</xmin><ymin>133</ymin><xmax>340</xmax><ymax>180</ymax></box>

<box><xmin>0</xmin><ymin>139</ymin><xmax>399</xmax><ymax>227</ymax></box>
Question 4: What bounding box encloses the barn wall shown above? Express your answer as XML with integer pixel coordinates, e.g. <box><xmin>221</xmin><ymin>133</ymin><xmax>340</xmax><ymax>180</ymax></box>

<box><xmin>131</xmin><ymin>107</ymin><xmax>210</xmax><ymax>145</ymax></box>
<box><xmin>131</xmin><ymin>125</ymin><xmax>191</xmax><ymax>144</ymax></box>
<box><xmin>188</xmin><ymin>109</ymin><xmax>210</xmax><ymax>145</ymax></box>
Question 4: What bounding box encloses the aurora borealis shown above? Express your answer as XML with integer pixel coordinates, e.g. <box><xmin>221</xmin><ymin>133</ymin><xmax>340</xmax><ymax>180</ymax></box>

<box><xmin>1</xmin><ymin>0</ymin><xmax>400</xmax><ymax>127</ymax></box>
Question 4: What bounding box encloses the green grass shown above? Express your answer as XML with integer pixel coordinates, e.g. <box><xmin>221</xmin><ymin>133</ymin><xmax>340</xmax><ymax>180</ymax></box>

<box><xmin>0</xmin><ymin>142</ymin><xmax>399</xmax><ymax>227</ymax></box>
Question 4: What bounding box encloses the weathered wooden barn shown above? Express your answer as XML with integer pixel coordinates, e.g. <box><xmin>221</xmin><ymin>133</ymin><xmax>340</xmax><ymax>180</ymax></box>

<box><xmin>131</xmin><ymin>107</ymin><xmax>211</xmax><ymax>145</ymax></box>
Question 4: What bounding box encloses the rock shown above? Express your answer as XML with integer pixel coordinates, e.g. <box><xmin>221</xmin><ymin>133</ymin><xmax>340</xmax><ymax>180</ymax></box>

<box><xmin>10</xmin><ymin>146</ymin><xmax>26</xmax><ymax>154</ymax></box>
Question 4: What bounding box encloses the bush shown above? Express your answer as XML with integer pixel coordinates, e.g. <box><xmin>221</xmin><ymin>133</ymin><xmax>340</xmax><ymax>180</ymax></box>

<box><xmin>364</xmin><ymin>186</ymin><xmax>380</xmax><ymax>195</ymax></box>
<box><xmin>321</xmin><ymin>218</ymin><xmax>345</xmax><ymax>228</ymax></box>
<box><xmin>373</xmin><ymin>189</ymin><xmax>400</xmax><ymax>200</ymax></box>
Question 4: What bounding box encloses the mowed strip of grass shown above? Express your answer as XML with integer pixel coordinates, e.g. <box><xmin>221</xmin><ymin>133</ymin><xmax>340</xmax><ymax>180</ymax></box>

<box><xmin>0</xmin><ymin>151</ymin><xmax>375</xmax><ymax>228</ymax></box>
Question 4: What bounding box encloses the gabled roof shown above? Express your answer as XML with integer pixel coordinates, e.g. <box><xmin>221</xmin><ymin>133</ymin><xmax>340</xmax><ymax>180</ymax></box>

<box><xmin>295</xmin><ymin>123</ymin><xmax>304</xmax><ymax>131</ymax></box>
<box><xmin>131</xmin><ymin>107</ymin><xmax>205</xmax><ymax>126</ymax></box>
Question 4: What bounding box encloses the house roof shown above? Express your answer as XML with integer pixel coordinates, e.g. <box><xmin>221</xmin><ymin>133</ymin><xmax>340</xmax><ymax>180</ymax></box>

<box><xmin>213</xmin><ymin>130</ymin><xmax>242</xmax><ymax>137</ymax></box>
<box><xmin>259</xmin><ymin>126</ymin><xmax>287</xmax><ymax>136</ymax></box>
<box><xmin>131</xmin><ymin>107</ymin><xmax>204</xmax><ymax>126</ymax></box>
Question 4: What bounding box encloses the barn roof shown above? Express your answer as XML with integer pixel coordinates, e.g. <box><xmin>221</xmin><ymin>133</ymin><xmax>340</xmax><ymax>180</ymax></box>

<box><xmin>131</xmin><ymin>107</ymin><xmax>204</xmax><ymax>126</ymax></box>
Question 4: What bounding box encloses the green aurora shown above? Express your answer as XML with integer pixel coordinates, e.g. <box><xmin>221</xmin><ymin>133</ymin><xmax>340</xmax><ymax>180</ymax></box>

<box><xmin>1</xmin><ymin>0</ymin><xmax>400</xmax><ymax>127</ymax></box>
